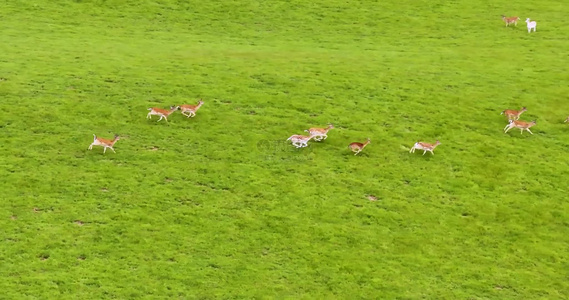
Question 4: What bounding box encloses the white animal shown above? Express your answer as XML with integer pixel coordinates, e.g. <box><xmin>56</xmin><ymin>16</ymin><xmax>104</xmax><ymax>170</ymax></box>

<box><xmin>286</xmin><ymin>134</ymin><xmax>314</xmax><ymax>148</ymax></box>
<box><xmin>526</xmin><ymin>18</ymin><xmax>537</xmax><ymax>33</ymax></box>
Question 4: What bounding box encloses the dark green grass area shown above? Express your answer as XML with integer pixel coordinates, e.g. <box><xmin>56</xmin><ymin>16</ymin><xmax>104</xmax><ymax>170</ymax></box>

<box><xmin>1</xmin><ymin>0</ymin><xmax>569</xmax><ymax>298</ymax></box>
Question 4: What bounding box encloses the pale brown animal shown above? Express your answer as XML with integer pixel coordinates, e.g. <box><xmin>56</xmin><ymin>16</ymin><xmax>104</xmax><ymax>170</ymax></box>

<box><xmin>88</xmin><ymin>134</ymin><xmax>120</xmax><ymax>154</ymax></box>
<box><xmin>305</xmin><ymin>124</ymin><xmax>334</xmax><ymax>141</ymax></box>
<box><xmin>179</xmin><ymin>100</ymin><xmax>204</xmax><ymax>118</ymax></box>
<box><xmin>349</xmin><ymin>138</ymin><xmax>371</xmax><ymax>155</ymax></box>
<box><xmin>504</xmin><ymin>120</ymin><xmax>536</xmax><ymax>135</ymax></box>
<box><xmin>502</xmin><ymin>15</ymin><xmax>520</xmax><ymax>27</ymax></box>
<box><xmin>501</xmin><ymin>107</ymin><xmax>527</xmax><ymax>121</ymax></box>
<box><xmin>409</xmin><ymin>140</ymin><xmax>441</xmax><ymax>156</ymax></box>
<box><xmin>147</xmin><ymin>106</ymin><xmax>179</xmax><ymax>122</ymax></box>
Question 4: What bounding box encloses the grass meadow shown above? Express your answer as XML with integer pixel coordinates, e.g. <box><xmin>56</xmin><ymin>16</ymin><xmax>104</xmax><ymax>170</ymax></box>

<box><xmin>1</xmin><ymin>0</ymin><xmax>569</xmax><ymax>298</ymax></box>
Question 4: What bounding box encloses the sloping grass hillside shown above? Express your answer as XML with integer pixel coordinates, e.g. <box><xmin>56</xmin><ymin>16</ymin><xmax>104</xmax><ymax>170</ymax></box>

<box><xmin>1</xmin><ymin>0</ymin><xmax>568</xmax><ymax>298</ymax></box>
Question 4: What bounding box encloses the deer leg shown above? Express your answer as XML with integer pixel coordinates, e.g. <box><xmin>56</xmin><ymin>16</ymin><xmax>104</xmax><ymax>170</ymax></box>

<box><xmin>430</xmin><ymin>150</ymin><xmax>434</xmax><ymax>155</ymax></box>
<box><xmin>110</xmin><ymin>147</ymin><xmax>116</xmax><ymax>153</ymax></box>
<box><xmin>147</xmin><ymin>113</ymin><xmax>152</xmax><ymax>119</ymax></box>
<box><xmin>526</xmin><ymin>128</ymin><xmax>533</xmax><ymax>135</ymax></box>
<box><xmin>505</xmin><ymin>125</ymin><xmax>513</xmax><ymax>133</ymax></box>
<box><xmin>423</xmin><ymin>150</ymin><xmax>427</xmax><ymax>155</ymax></box>
<box><xmin>88</xmin><ymin>144</ymin><xmax>93</xmax><ymax>150</ymax></box>
<box><xmin>103</xmin><ymin>147</ymin><xmax>107</xmax><ymax>154</ymax></box>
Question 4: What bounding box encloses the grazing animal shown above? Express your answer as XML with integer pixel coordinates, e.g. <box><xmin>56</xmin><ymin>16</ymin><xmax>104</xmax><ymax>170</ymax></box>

<box><xmin>409</xmin><ymin>140</ymin><xmax>441</xmax><ymax>156</ymax></box>
<box><xmin>502</xmin><ymin>15</ymin><xmax>520</xmax><ymax>27</ymax></box>
<box><xmin>348</xmin><ymin>138</ymin><xmax>371</xmax><ymax>156</ymax></box>
<box><xmin>88</xmin><ymin>134</ymin><xmax>120</xmax><ymax>154</ymax></box>
<box><xmin>147</xmin><ymin>106</ymin><xmax>179</xmax><ymax>122</ymax></box>
<box><xmin>305</xmin><ymin>124</ymin><xmax>334</xmax><ymax>141</ymax></box>
<box><xmin>504</xmin><ymin>119</ymin><xmax>537</xmax><ymax>134</ymax></box>
<box><xmin>179</xmin><ymin>100</ymin><xmax>204</xmax><ymax>118</ymax></box>
<box><xmin>501</xmin><ymin>107</ymin><xmax>527</xmax><ymax>121</ymax></box>
<box><xmin>526</xmin><ymin>18</ymin><xmax>537</xmax><ymax>33</ymax></box>
<box><xmin>287</xmin><ymin>134</ymin><xmax>314</xmax><ymax>148</ymax></box>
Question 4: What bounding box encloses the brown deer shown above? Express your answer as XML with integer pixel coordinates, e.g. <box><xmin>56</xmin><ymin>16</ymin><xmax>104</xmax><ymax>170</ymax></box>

<box><xmin>88</xmin><ymin>134</ymin><xmax>120</xmax><ymax>154</ymax></box>
<box><xmin>504</xmin><ymin>120</ymin><xmax>536</xmax><ymax>135</ymax></box>
<box><xmin>348</xmin><ymin>138</ymin><xmax>371</xmax><ymax>155</ymax></box>
<box><xmin>147</xmin><ymin>106</ymin><xmax>179</xmax><ymax>122</ymax></box>
<box><xmin>179</xmin><ymin>99</ymin><xmax>204</xmax><ymax>118</ymax></box>
<box><xmin>305</xmin><ymin>124</ymin><xmax>334</xmax><ymax>141</ymax></box>
<box><xmin>409</xmin><ymin>140</ymin><xmax>441</xmax><ymax>156</ymax></box>
<box><xmin>501</xmin><ymin>107</ymin><xmax>527</xmax><ymax>121</ymax></box>
<box><xmin>502</xmin><ymin>15</ymin><xmax>520</xmax><ymax>27</ymax></box>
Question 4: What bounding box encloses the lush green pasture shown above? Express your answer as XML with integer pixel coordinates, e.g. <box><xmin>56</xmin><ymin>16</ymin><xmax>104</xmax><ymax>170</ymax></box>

<box><xmin>1</xmin><ymin>0</ymin><xmax>568</xmax><ymax>298</ymax></box>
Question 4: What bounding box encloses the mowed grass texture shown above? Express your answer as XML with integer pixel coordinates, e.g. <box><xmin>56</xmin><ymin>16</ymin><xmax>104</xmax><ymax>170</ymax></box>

<box><xmin>1</xmin><ymin>0</ymin><xmax>569</xmax><ymax>298</ymax></box>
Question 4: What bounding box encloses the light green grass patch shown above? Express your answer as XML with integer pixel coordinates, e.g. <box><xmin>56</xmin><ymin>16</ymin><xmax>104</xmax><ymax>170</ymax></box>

<box><xmin>1</xmin><ymin>0</ymin><xmax>568</xmax><ymax>298</ymax></box>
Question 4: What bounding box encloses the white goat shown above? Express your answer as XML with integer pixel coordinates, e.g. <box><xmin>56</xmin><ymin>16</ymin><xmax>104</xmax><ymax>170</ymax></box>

<box><xmin>526</xmin><ymin>18</ymin><xmax>537</xmax><ymax>33</ymax></box>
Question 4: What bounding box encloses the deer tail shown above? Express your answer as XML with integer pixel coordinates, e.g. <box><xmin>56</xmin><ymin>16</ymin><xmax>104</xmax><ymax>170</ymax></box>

<box><xmin>93</xmin><ymin>134</ymin><xmax>97</xmax><ymax>142</ymax></box>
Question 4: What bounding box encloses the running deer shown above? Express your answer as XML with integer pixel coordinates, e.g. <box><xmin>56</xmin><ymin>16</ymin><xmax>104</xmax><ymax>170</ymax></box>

<box><xmin>502</xmin><ymin>15</ymin><xmax>520</xmax><ymax>26</ymax></box>
<box><xmin>179</xmin><ymin>99</ymin><xmax>204</xmax><ymax>118</ymax></box>
<box><xmin>88</xmin><ymin>134</ymin><xmax>120</xmax><ymax>154</ymax></box>
<box><xmin>287</xmin><ymin>134</ymin><xmax>314</xmax><ymax>148</ymax></box>
<box><xmin>348</xmin><ymin>138</ymin><xmax>371</xmax><ymax>156</ymax></box>
<box><xmin>305</xmin><ymin>124</ymin><xmax>334</xmax><ymax>141</ymax></box>
<box><xmin>409</xmin><ymin>140</ymin><xmax>441</xmax><ymax>156</ymax></box>
<box><xmin>147</xmin><ymin>106</ymin><xmax>180</xmax><ymax>122</ymax></box>
<box><xmin>504</xmin><ymin>119</ymin><xmax>537</xmax><ymax>134</ymax></box>
<box><xmin>501</xmin><ymin>107</ymin><xmax>527</xmax><ymax>121</ymax></box>
<box><xmin>526</xmin><ymin>18</ymin><xmax>537</xmax><ymax>33</ymax></box>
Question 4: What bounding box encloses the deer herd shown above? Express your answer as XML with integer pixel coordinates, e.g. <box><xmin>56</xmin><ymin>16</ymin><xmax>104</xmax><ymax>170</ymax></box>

<box><xmin>87</xmin><ymin>99</ymin><xmax>569</xmax><ymax>156</ymax></box>
<box><xmin>87</xmin><ymin>15</ymin><xmax>553</xmax><ymax>156</ymax></box>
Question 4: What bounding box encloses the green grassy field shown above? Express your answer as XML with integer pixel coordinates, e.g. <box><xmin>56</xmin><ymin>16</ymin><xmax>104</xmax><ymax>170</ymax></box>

<box><xmin>1</xmin><ymin>0</ymin><xmax>569</xmax><ymax>298</ymax></box>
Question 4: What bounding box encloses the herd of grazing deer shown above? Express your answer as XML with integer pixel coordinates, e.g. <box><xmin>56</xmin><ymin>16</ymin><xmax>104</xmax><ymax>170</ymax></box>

<box><xmin>87</xmin><ymin>15</ymin><xmax>555</xmax><ymax>156</ymax></box>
